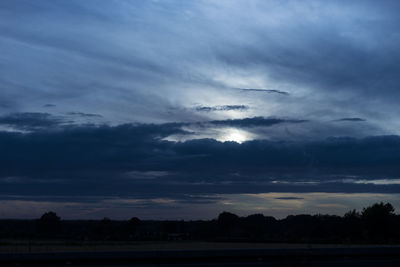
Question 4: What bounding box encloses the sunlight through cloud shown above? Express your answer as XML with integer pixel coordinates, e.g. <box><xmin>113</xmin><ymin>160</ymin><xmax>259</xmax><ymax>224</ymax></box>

<box><xmin>218</xmin><ymin>128</ymin><xmax>252</xmax><ymax>143</ymax></box>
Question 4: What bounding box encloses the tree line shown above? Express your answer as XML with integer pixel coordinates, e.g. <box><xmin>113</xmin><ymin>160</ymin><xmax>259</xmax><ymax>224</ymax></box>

<box><xmin>0</xmin><ymin>202</ymin><xmax>399</xmax><ymax>244</ymax></box>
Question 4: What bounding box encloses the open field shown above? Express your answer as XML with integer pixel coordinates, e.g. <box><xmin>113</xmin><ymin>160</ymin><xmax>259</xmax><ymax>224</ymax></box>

<box><xmin>2</xmin><ymin>240</ymin><xmax>400</xmax><ymax>253</ymax></box>
<box><xmin>1</xmin><ymin>245</ymin><xmax>400</xmax><ymax>266</ymax></box>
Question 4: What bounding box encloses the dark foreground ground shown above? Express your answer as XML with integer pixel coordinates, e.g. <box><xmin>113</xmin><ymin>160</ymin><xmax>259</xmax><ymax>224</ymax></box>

<box><xmin>2</xmin><ymin>243</ymin><xmax>400</xmax><ymax>266</ymax></box>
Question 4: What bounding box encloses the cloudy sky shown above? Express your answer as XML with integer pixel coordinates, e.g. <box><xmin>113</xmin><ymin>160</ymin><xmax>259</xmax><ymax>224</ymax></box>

<box><xmin>1</xmin><ymin>0</ymin><xmax>400</xmax><ymax>219</ymax></box>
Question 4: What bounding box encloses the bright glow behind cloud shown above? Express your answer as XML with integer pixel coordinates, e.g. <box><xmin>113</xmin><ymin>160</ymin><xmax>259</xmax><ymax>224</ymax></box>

<box><xmin>218</xmin><ymin>128</ymin><xmax>252</xmax><ymax>143</ymax></box>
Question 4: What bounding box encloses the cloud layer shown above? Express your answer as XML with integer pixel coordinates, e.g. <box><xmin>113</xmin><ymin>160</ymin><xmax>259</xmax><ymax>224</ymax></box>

<box><xmin>1</xmin><ymin>122</ymin><xmax>400</xmax><ymax>198</ymax></box>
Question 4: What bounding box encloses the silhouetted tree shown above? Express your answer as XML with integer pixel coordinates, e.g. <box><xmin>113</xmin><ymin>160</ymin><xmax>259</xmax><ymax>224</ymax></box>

<box><xmin>361</xmin><ymin>202</ymin><xmax>395</xmax><ymax>242</ymax></box>
<box><xmin>93</xmin><ymin>217</ymin><xmax>114</xmax><ymax>240</ymax></box>
<box><xmin>343</xmin><ymin>209</ymin><xmax>362</xmax><ymax>242</ymax></box>
<box><xmin>344</xmin><ymin>209</ymin><xmax>361</xmax><ymax>219</ymax></box>
<box><xmin>127</xmin><ymin>217</ymin><xmax>141</xmax><ymax>238</ymax></box>
<box><xmin>281</xmin><ymin>215</ymin><xmax>318</xmax><ymax>242</ymax></box>
<box><xmin>245</xmin><ymin>214</ymin><xmax>264</xmax><ymax>239</ymax></box>
<box><xmin>129</xmin><ymin>217</ymin><xmax>141</xmax><ymax>226</ymax></box>
<box><xmin>217</xmin><ymin>212</ymin><xmax>239</xmax><ymax>238</ymax></box>
<box><xmin>218</xmin><ymin>212</ymin><xmax>239</xmax><ymax>228</ymax></box>
<box><xmin>362</xmin><ymin>202</ymin><xmax>394</xmax><ymax>219</ymax></box>
<box><xmin>36</xmin><ymin>211</ymin><xmax>61</xmax><ymax>238</ymax></box>
<box><xmin>39</xmin><ymin>211</ymin><xmax>61</xmax><ymax>222</ymax></box>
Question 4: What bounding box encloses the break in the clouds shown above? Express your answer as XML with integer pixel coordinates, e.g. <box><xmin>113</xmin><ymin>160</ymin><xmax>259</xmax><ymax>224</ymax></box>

<box><xmin>1</xmin><ymin>0</ymin><xmax>400</xmax><ymax>218</ymax></box>
<box><xmin>195</xmin><ymin>105</ymin><xmax>249</xmax><ymax>112</ymax></box>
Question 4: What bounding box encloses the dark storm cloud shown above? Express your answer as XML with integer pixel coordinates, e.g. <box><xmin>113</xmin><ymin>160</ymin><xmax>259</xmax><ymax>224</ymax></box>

<box><xmin>43</xmin><ymin>104</ymin><xmax>56</xmax><ymax>108</ymax></box>
<box><xmin>274</xmin><ymin>197</ymin><xmax>304</xmax><ymax>200</ymax></box>
<box><xmin>66</xmin><ymin>112</ymin><xmax>103</xmax><ymax>118</ymax></box>
<box><xmin>195</xmin><ymin>105</ymin><xmax>249</xmax><ymax>112</ymax></box>
<box><xmin>334</xmin><ymin>118</ymin><xmax>366</xmax><ymax>122</ymax></box>
<box><xmin>0</xmin><ymin>122</ymin><xmax>395</xmax><ymax>177</ymax></box>
<box><xmin>1</xmin><ymin>123</ymin><xmax>400</xmax><ymax>201</ymax></box>
<box><xmin>0</xmin><ymin>99</ymin><xmax>16</xmax><ymax>109</ymax></box>
<box><xmin>0</xmin><ymin>112</ymin><xmax>67</xmax><ymax>130</ymax></box>
<box><xmin>238</xmin><ymin>88</ymin><xmax>289</xmax><ymax>95</ymax></box>
<box><xmin>0</xmin><ymin>122</ymin><xmax>186</xmax><ymax>176</ymax></box>
<box><xmin>204</xmin><ymin>117</ymin><xmax>308</xmax><ymax>128</ymax></box>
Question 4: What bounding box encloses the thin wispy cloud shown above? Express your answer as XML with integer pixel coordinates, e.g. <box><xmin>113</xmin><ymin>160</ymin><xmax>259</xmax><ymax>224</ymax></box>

<box><xmin>334</xmin><ymin>118</ymin><xmax>366</xmax><ymax>122</ymax></box>
<box><xmin>66</xmin><ymin>112</ymin><xmax>103</xmax><ymax>118</ymax></box>
<box><xmin>238</xmin><ymin>88</ymin><xmax>289</xmax><ymax>95</ymax></box>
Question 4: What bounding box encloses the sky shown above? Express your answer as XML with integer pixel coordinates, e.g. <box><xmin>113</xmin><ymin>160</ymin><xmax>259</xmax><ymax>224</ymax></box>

<box><xmin>1</xmin><ymin>0</ymin><xmax>400</xmax><ymax>220</ymax></box>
